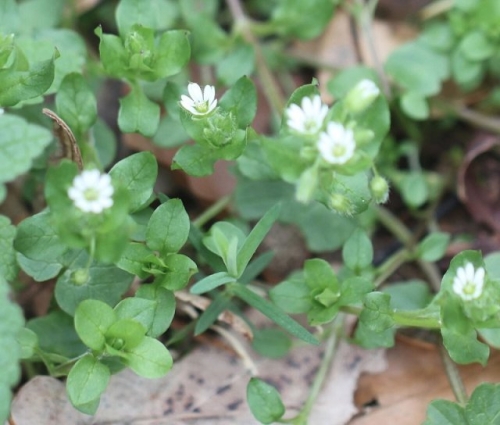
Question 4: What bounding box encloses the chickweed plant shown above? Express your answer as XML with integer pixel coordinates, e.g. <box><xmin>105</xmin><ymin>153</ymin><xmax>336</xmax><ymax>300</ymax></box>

<box><xmin>2</xmin><ymin>0</ymin><xmax>500</xmax><ymax>423</ymax></box>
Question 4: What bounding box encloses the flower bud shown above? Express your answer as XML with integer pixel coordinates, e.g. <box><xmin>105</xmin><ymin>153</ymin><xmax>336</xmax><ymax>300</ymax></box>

<box><xmin>296</xmin><ymin>167</ymin><xmax>318</xmax><ymax>203</ymax></box>
<box><xmin>329</xmin><ymin>193</ymin><xmax>353</xmax><ymax>215</ymax></box>
<box><xmin>344</xmin><ymin>79</ymin><xmax>381</xmax><ymax>115</ymax></box>
<box><xmin>71</xmin><ymin>269</ymin><xmax>89</xmax><ymax>286</ymax></box>
<box><xmin>370</xmin><ymin>175</ymin><xmax>390</xmax><ymax>204</ymax></box>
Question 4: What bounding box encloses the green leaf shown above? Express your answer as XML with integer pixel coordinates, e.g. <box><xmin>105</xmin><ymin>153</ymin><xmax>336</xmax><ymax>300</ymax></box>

<box><xmin>219</xmin><ymin>76</ymin><xmax>257</xmax><ymax>128</ymax></box>
<box><xmin>95</xmin><ymin>27</ymin><xmax>128</xmax><ymax>79</ymax></box>
<box><xmin>105</xmin><ymin>318</ymin><xmax>146</xmax><ymax>351</ymax></box>
<box><xmin>74</xmin><ymin>299</ymin><xmax>116</xmax><ymax>351</ymax></box>
<box><xmin>0</xmin><ymin>216</ymin><xmax>18</xmax><ymax>281</ymax></box>
<box><xmin>17</xmin><ymin>328</ymin><xmax>38</xmax><ymax>360</ymax></box>
<box><xmin>460</xmin><ymin>31</ymin><xmax>494</xmax><ymax>62</ymax></box>
<box><xmin>399</xmin><ymin>171</ymin><xmax>429</xmax><ymax>208</ymax></box>
<box><xmin>156</xmin><ymin>254</ymin><xmax>198</xmax><ymax>291</ymax></box>
<box><xmin>383</xmin><ymin>280</ymin><xmax>432</xmax><ymax>311</ymax></box>
<box><xmin>116</xmin><ymin>0</ymin><xmax>179</xmax><ymax>34</ymax></box>
<box><xmin>152</xmin><ymin>30</ymin><xmax>191</xmax><ymax>79</ymax></box>
<box><xmin>441</xmin><ymin>299</ymin><xmax>489</xmax><ymax>365</ymax></box>
<box><xmin>261</xmin><ymin>136</ymin><xmax>308</xmax><ymax>183</ymax></box>
<box><xmin>342</xmin><ymin>228</ymin><xmax>373</xmax><ymax>271</ymax></box>
<box><xmin>66</xmin><ymin>355</ymin><xmax>110</xmax><ymax>410</ymax></box>
<box><xmin>0</xmin><ymin>0</ymin><xmax>20</xmax><ymax>34</ymax></box>
<box><xmin>92</xmin><ymin>118</ymin><xmax>117</xmax><ymax>168</ymax></box>
<box><xmin>116</xmin><ymin>242</ymin><xmax>154</xmax><ymax>278</ymax></box>
<box><xmin>451</xmin><ymin>48</ymin><xmax>484</xmax><ymax>89</ymax></box>
<box><xmin>118</xmin><ymin>87</ymin><xmax>160</xmax><ymax>137</ymax></box>
<box><xmin>0</xmin><ymin>53</ymin><xmax>55</xmax><ymax>106</ymax></box>
<box><xmin>146</xmin><ymin>199</ymin><xmax>190</xmax><ymax>255</ymax></box>
<box><xmin>252</xmin><ymin>328</ymin><xmax>292</xmax><ymax>359</ymax></box>
<box><xmin>0</xmin><ymin>275</ymin><xmax>24</xmax><ymax>424</ymax></box>
<box><xmin>270</xmin><ymin>272</ymin><xmax>312</xmax><ymax>314</ymax></box>
<box><xmin>55</xmin><ymin>256</ymin><xmax>134</xmax><ymax>316</ymax></box>
<box><xmin>114</xmin><ymin>298</ymin><xmax>157</xmax><ymax>335</ymax></box>
<box><xmin>27</xmin><ymin>310</ymin><xmax>86</xmax><ymax>358</ymax></box>
<box><xmin>194</xmin><ymin>293</ymin><xmax>231</xmax><ymax>335</ymax></box>
<box><xmin>55</xmin><ymin>72</ymin><xmax>97</xmax><ymax>139</ymax></box>
<box><xmin>0</xmin><ymin>114</ymin><xmax>52</xmax><ymax>183</ymax></box>
<box><xmin>304</xmin><ymin>258</ymin><xmax>339</xmax><ymax>292</ymax></box>
<box><xmin>424</xmin><ymin>383</ymin><xmax>500</xmax><ymax>424</ymax></box>
<box><xmin>14</xmin><ymin>210</ymin><xmax>68</xmax><ymax>263</ymax></box>
<box><xmin>355</xmin><ymin>292</ymin><xmax>395</xmax><ymax>348</ymax></box>
<box><xmin>136</xmin><ymin>285</ymin><xmax>176</xmax><ymax>337</ymax></box>
<box><xmin>385</xmin><ymin>41</ymin><xmax>448</xmax><ymax>96</ymax></box>
<box><xmin>124</xmin><ymin>337</ymin><xmax>173</xmax><ymax>378</ymax></box>
<box><xmin>423</xmin><ymin>399</ymin><xmax>467</xmax><ymax>425</ymax></box>
<box><xmin>271</xmin><ymin>0</ymin><xmax>335</xmax><ymax>40</ymax></box>
<box><xmin>246</xmin><ymin>378</ymin><xmax>285</xmax><ymax>424</ymax></box>
<box><xmin>232</xmin><ymin>282</ymin><xmax>318</xmax><ymax>345</ymax></box>
<box><xmin>400</xmin><ymin>91</ymin><xmax>429</xmax><ymax>120</ymax></box>
<box><xmin>236</xmin><ymin>204</ymin><xmax>280</xmax><ymax>277</ymax></box>
<box><xmin>416</xmin><ymin>232</ymin><xmax>450</xmax><ymax>262</ymax></box>
<box><xmin>172</xmin><ymin>144</ymin><xmax>218</xmax><ymax>176</ymax></box>
<box><xmin>465</xmin><ymin>383</ymin><xmax>500</xmax><ymax>424</ymax></box>
<box><xmin>110</xmin><ymin>152</ymin><xmax>158</xmax><ymax>212</ymax></box>
<box><xmin>190</xmin><ymin>272</ymin><xmax>236</xmax><ymax>295</ymax></box>
<box><xmin>216</xmin><ymin>42</ymin><xmax>255</xmax><ymax>85</ymax></box>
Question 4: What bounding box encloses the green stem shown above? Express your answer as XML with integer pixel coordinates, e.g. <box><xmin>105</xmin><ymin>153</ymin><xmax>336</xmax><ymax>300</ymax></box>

<box><xmin>341</xmin><ymin>305</ymin><xmax>441</xmax><ymax>329</ymax></box>
<box><xmin>192</xmin><ymin>195</ymin><xmax>231</xmax><ymax>228</ymax></box>
<box><xmin>287</xmin><ymin>316</ymin><xmax>343</xmax><ymax>424</ymax></box>
<box><xmin>225</xmin><ymin>0</ymin><xmax>286</xmax><ymax>113</ymax></box>
<box><xmin>439</xmin><ymin>343</ymin><xmax>468</xmax><ymax>404</ymax></box>
<box><xmin>374</xmin><ymin>248</ymin><xmax>411</xmax><ymax>288</ymax></box>
<box><xmin>374</xmin><ymin>205</ymin><xmax>413</xmax><ymax>244</ymax></box>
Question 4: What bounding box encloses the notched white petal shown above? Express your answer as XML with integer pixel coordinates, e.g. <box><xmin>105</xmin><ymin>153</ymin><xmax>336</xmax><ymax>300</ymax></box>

<box><xmin>68</xmin><ymin>170</ymin><xmax>115</xmax><ymax>214</ymax></box>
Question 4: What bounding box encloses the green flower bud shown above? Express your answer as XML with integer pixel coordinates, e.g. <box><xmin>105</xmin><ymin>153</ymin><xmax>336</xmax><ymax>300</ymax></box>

<box><xmin>344</xmin><ymin>79</ymin><xmax>381</xmax><ymax>115</ymax></box>
<box><xmin>329</xmin><ymin>193</ymin><xmax>353</xmax><ymax>215</ymax></box>
<box><xmin>71</xmin><ymin>269</ymin><xmax>89</xmax><ymax>286</ymax></box>
<box><xmin>203</xmin><ymin>110</ymin><xmax>238</xmax><ymax>148</ymax></box>
<box><xmin>370</xmin><ymin>175</ymin><xmax>390</xmax><ymax>204</ymax></box>
<box><xmin>296</xmin><ymin>167</ymin><xmax>318</xmax><ymax>203</ymax></box>
<box><xmin>314</xmin><ymin>288</ymin><xmax>341</xmax><ymax>307</ymax></box>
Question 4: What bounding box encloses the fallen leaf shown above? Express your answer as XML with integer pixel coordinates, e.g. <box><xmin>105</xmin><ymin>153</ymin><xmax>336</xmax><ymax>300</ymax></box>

<box><xmin>350</xmin><ymin>340</ymin><xmax>500</xmax><ymax>424</ymax></box>
<box><xmin>457</xmin><ymin>134</ymin><xmax>500</xmax><ymax>233</ymax></box>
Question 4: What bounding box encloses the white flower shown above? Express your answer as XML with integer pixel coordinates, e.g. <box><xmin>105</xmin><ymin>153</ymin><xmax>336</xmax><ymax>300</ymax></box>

<box><xmin>317</xmin><ymin>122</ymin><xmax>356</xmax><ymax>164</ymax></box>
<box><xmin>180</xmin><ymin>82</ymin><xmax>217</xmax><ymax>116</ymax></box>
<box><xmin>286</xmin><ymin>95</ymin><xmax>328</xmax><ymax>135</ymax></box>
<box><xmin>452</xmin><ymin>263</ymin><xmax>485</xmax><ymax>301</ymax></box>
<box><xmin>68</xmin><ymin>170</ymin><xmax>114</xmax><ymax>214</ymax></box>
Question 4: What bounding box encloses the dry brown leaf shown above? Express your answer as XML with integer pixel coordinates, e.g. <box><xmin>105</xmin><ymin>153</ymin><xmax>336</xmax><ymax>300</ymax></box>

<box><xmin>350</xmin><ymin>341</ymin><xmax>500</xmax><ymax>424</ymax></box>
<box><xmin>175</xmin><ymin>291</ymin><xmax>253</xmax><ymax>340</ymax></box>
<box><xmin>457</xmin><ymin>134</ymin><xmax>500</xmax><ymax>233</ymax></box>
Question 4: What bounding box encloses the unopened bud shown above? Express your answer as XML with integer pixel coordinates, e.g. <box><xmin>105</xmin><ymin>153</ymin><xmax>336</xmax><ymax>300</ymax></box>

<box><xmin>370</xmin><ymin>175</ymin><xmax>390</xmax><ymax>204</ymax></box>
<box><xmin>344</xmin><ymin>79</ymin><xmax>381</xmax><ymax>115</ymax></box>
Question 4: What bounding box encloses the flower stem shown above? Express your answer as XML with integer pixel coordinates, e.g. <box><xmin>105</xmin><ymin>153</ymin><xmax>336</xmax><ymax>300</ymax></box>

<box><xmin>192</xmin><ymin>195</ymin><xmax>231</xmax><ymax>228</ymax></box>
